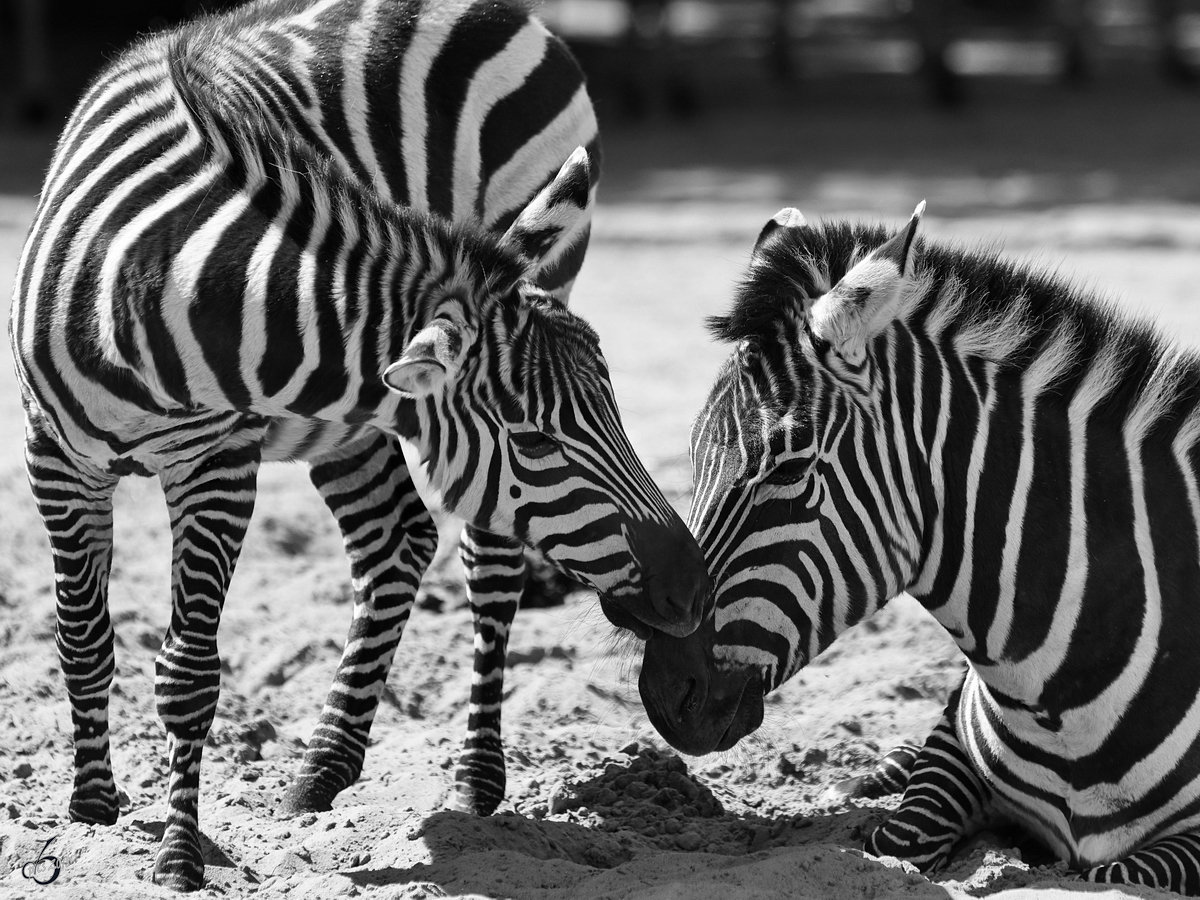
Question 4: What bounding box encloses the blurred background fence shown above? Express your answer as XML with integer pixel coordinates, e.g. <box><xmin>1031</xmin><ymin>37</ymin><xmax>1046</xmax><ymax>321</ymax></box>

<box><xmin>1</xmin><ymin>0</ymin><xmax>1197</xmax><ymax>127</ymax></box>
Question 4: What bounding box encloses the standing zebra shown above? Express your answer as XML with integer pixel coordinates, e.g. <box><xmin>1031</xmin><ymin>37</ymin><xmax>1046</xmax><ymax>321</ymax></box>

<box><xmin>23</xmin><ymin>0</ymin><xmax>612</xmax><ymax>834</ymax></box>
<box><xmin>11</xmin><ymin>5</ymin><xmax>713</xmax><ymax>891</ymax></box>
<box><xmin>135</xmin><ymin>0</ymin><xmax>604</xmax><ymax>822</ymax></box>
<box><xmin>640</xmin><ymin>205</ymin><xmax>1200</xmax><ymax>894</ymax></box>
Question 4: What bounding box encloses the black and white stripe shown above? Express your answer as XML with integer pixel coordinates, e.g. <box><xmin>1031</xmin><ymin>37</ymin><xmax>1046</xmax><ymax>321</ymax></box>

<box><xmin>640</xmin><ymin>204</ymin><xmax>1200</xmax><ymax>895</ymax></box>
<box><xmin>12</xmin><ymin>2</ymin><xmax>710</xmax><ymax>890</ymax></box>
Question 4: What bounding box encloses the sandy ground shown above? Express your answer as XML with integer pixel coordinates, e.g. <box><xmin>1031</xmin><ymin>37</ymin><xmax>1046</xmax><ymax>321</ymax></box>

<box><xmin>2</xmin><ymin>58</ymin><xmax>1200</xmax><ymax>900</ymax></box>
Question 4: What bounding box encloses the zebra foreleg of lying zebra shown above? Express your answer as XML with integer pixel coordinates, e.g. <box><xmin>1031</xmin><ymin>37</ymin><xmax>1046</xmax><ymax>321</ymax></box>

<box><xmin>861</xmin><ymin>693</ymin><xmax>992</xmax><ymax>872</ymax></box>
<box><xmin>1085</xmin><ymin>833</ymin><xmax>1200</xmax><ymax>893</ymax></box>
<box><xmin>154</xmin><ymin>434</ymin><xmax>263</xmax><ymax>890</ymax></box>
<box><xmin>847</xmin><ymin>704</ymin><xmax>1200</xmax><ymax>894</ymax></box>
<box><xmin>867</xmin><ymin>729</ymin><xmax>1200</xmax><ymax>896</ymax></box>
<box><xmin>279</xmin><ymin>432</ymin><xmax>438</xmax><ymax>817</ymax></box>
<box><xmin>452</xmin><ymin>526</ymin><xmax>526</xmax><ymax>815</ymax></box>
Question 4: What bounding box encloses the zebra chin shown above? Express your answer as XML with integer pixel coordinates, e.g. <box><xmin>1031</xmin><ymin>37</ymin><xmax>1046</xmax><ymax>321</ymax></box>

<box><xmin>590</xmin><ymin>519</ymin><xmax>715</xmax><ymax>640</ymax></box>
<box><xmin>637</xmin><ymin>619</ymin><xmax>765</xmax><ymax>756</ymax></box>
<box><xmin>598</xmin><ymin>586</ymin><xmax>707</xmax><ymax>641</ymax></box>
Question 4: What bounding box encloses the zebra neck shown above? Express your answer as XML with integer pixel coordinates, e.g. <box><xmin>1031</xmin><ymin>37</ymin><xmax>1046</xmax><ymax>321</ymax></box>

<box><xmin>155</xmin><ymin>41</ymin><xmax>525</xmax><ymax>428</ymax></box>
<box><xmin>148</xmin><ymin>145</ymin><xmax>493</xmax><ymax>432</ymax></box>
<box><xmin>906</xmin><ymin>354</ymin><xmax>1051</xmax><ymax>673</ymax></box>
<box><xmin>902</xmin><ymin>335</ymin><xmax>1199</xmax><ymax>712</ymax></box>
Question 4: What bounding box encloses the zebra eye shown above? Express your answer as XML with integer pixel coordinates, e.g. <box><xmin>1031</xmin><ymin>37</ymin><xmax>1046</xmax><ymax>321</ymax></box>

<box><xmin>510</xmin><ymin>430</ymin><xmax>561</xmax><ymax>460</ymax></box>
<box><xmin>762</xmin><ymin>457</ymin><xmax>811</xmax><ymax>486</ymax></box>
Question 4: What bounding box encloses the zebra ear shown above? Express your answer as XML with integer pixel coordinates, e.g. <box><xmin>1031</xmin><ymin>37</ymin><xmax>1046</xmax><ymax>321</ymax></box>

<box><xmin>753</xmin><ymin>207</ymin><xmax>807</xmax><ymax>256</ymax></box>
<box><xmin>501</xmin><ymin>146</ymin><xmax>593</xmax><ymax>281</ymax></box>
<box><xmin>383</xmin><ymin>316</ymin><xmax>472</xmax><ymax>397</ymax></box>
<box><xmin>809</xmin><ymin>202</ymin><xmax>924</xmax><ymax>358</ymax></box>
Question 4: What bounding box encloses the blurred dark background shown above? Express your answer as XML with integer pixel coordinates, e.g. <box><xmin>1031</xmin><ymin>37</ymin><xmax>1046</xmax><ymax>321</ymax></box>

<box><xmin>2</xmin><ymin>0</ymin><xmax>1197</xmax><ymax>128</ymax></box>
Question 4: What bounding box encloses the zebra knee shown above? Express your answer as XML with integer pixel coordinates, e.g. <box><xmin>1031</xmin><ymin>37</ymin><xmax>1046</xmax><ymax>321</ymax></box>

<box><xmin>865</xmin><ymin>818</ymin><xmax>956</xmax><ymax>872</ymax></box>
<box><xmin>1083</xmin><ymin>861</ymin><xmax>1129</xmax><ymax>885</ymax></box>
<box><xmin>1083</xmin><ymin>859</ymin><xmax>1164</xmax><ymax>890</ymax></box>
<box><xmin>865</xmin><ymin>820</ymin><xmax>911</xmax><ymax>860</ymax></box>
<box><xmin>459</xmin><ymin>535</ymin><xmax>525</xmax><ymax>629</ymax></box>
<box><xmin>154</xmin><ymin>639</ymin><xmax>222</xmax><ymax>740</ymax></box>
<box><xmin>56</xmin><ymin>622</ymin><xmax>116</xmax><ymax>697</ymax></box>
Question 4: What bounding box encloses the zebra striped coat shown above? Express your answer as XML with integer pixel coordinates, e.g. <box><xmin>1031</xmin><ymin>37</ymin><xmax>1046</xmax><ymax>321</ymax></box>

<box><xmin>12</xmin><ymin>1</ymin><xmax>711</xmax><ymax>890</ymax></box>
<box><xmin>640</xmin><ymin>206</ymin><xmax>1200</xmax><ymax>894</ymax></box>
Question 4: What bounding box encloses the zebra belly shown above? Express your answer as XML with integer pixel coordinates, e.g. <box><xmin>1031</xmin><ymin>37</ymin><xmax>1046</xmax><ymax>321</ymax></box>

<box><xmin>29</xmin><ymin>395</ymin><xmax>370</xmax><ymax>475</ymax></box>
<box><xmin>27</xmin><ymin>404</ymin><xmax>265</xmax><ymax>477</ymax></box>
<box><xmin>957</xmin><ymin>667</ymin><xmax>1200</xmax><ymax>868</ymax></box>
<box><xmin>259</xmin><ymin>418</ymin><xmax>376</xmax><ymax>463</ymax></box>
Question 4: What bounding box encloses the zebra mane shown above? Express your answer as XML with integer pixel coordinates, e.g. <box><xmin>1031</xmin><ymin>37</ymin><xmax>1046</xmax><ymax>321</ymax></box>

<box><xmin>711</xmin><ymin>220</ymin><xmax>1200</xmax><ymax>442</ymax></box>
<box><xmin>164</xmin><ymin>30</ymin><xmax>528</xmax><ymax>311</ymax></box>
<box><xmin>517</xmin><ymin>287</ymin><xmax>601</xmax><ymax>351</ymax></box>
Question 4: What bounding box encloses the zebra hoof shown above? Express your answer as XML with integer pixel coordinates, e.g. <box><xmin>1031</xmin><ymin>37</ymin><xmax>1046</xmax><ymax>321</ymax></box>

<box><xmin>450</xmin><ymin>781</ymin><xmax>504</xmax><ymax>817</ymax></box>
<box><xmin>277</xmin><ymin>782</ymin><xmax>335</xmax><ymax>818</ymax></box>
<box><xmin>451</xmin><ymin>748</ymin><xmax>504</xmax><ymax>816</ymax></box>
<box><xmin>277</xmin><ymin>766</ymin><xmax>349</xmax><ymax>816</ymax></box>
<box><xmin>451</xmin><ymin>750</ymin><xmax>506</xmax><ymax>816</ymax></box>
<box><xmin>68</xmin><ymin>786</ymin><xmax>120</xmax><ymax>826</ymax></box>
<box><xmin>277</xmin><ymin>756</ymin><xmax>357</xmax><ymax>816</ymax></box>
<box><xmin>152</xmin><ymin>866</ymin><xmax>205</xmax><ymax>892</ymax></box>
<box><xmin>153</xmin><ymin>828</ymin><xmax>205</xmax><ymax>892</ymax></box>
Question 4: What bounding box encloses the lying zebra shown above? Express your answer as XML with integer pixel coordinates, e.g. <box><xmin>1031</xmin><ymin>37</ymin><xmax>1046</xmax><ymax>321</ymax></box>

<box><xmin>640</xmin><ymin>204</ymin><xmax>1200</xmax><ymax>894</ymax></box>
<box><xmin>11</xmin><ymin>5</ymin><xmax>711</xmax><ymax>891</ymax></box>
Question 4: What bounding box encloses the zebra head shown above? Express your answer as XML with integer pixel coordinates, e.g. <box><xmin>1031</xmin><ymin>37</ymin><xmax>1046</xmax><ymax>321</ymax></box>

<box><xmin>640</xmin><ymin>205</ymin><xmax>929</xmax><ymax>753</ymax></box>
<box><xmin>384</xmin><ymin>150</ymin><xmax>713</xmax><ymax>639</ymax></box>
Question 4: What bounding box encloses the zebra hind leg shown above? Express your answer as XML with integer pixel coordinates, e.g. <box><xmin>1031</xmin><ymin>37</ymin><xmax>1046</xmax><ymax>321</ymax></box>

<box><xmin>825</xmin><ymin>743</ymin><xmax>921</xmax><ymax>802</ymax></box>
<box><xmin>153</xmin><ymin>442</ymin><xmax>260</xmax><ymax>891</ymax></box>
<box><xmin>26</xmin><ymin>424</ymin><xmax>121</xmax><ymax>825</ymax></box>
<box><xmin>1085</xmin><ymin>832</ymin><xmax>1200</xmax><ymax>894</ymax></box>
<box><xmin>864</xmin><ymin>690</ymin><xmax>991</xmax><ymax>871</ymax></box>
<box><xmin>279</xmin><ymin>433</ymin><xmax>437</xmax><ymax>816</ymax></box>
<box><xmin>451</xmin><ymin>526</ymin><xmax>525</xmax><ymax>816</ymax></box>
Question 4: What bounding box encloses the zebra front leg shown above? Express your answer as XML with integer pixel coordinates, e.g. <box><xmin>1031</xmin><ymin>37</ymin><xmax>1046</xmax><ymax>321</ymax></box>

<box><xmin>864</xmin><ymin>689</ymin><xmax>991</xmax><ymax>871</ymax></box>
<box><xmin>153</xmin><ymin>442</ymin><xmax>260</xmax><ymax>891</ymax></box>
<box><xmin>1085</xmin><ymin>832</ymin><xmax>1200</xmax><ymax>894</ymax></box>
<box><xmin>26</xmin><ymin>422</ymin><xmax>121</xmax><ymax>825</ymax></box>
<box><xmin>279</xmin><ymin>433</ymin><xmax>437</xmax><ymax>816</ymax></box>
<box><xmin>452</xmin><ymin>526</ymin><xmax>525</xmax><ymax>816</ymax></box>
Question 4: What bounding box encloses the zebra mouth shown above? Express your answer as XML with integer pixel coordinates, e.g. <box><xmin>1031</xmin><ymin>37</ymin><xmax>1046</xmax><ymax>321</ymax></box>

<box><xmin>658</xmin><ymin>668</ymin><xmax>763</xmax><ymax>756</ymax></box>
<box><xmin>711</xmin><ymin>669</ymin><xmax>764</xmax><ymax>753</ymax></box>
<box><xmin>600</xmin><ymin>599</ymin><xmax>654</xmax><ymax>641</ymax></box>
<box><xmin>638</xmin><ymin>624</ymin><xmax>765</xmax><ymax>756</ymax></box>
<box><xmin>713</xmin><ymin>699</ymin><xmax>749</xmax><ymax>753</ymax></box>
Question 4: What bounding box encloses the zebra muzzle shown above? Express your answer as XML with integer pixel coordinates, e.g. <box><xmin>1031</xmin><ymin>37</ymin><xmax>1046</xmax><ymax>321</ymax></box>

<box><xmin>638</xmin><ymin>619</ymin><xmax>764</xmax><ymax>756</ymax></box>
<box><xmin>611</xmin><ymin>518</ymin><xmax>714</xmax><ymax>639</ymax></box>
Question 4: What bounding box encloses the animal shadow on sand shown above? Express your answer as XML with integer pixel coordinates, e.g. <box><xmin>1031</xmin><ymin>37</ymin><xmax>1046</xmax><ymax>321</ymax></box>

<box><xmin>338</xmin><ymin>748</ymin><xmax>966</xmax><ymax>897</ymax></box>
